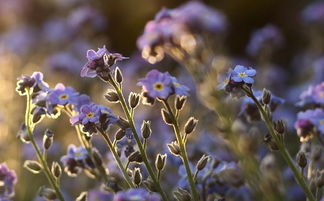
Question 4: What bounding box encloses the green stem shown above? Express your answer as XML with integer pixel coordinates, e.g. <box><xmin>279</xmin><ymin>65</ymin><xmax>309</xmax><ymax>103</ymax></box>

<box><xmin>107</xmin><ymin>75</ymin><xmax>169</xmax><ymax>201</ymax></box>
<box><xmin>25</xmin><ymin>89</ymin><xmax>65</xmax><ymax>201</ymax></box>
<box><xmin>163</xmin><ymin>100</ymin><xmax>200</xmax><ymax>201</ymax></box>
<box><xmin>243</xmin><ymin>87</ymin><xmax>316</xmax><ymax>201</ymax></box>
<box><xmin>97</xmin><ymin>127</ymin><xmax>135</xmax><ymax>188</ymax></box>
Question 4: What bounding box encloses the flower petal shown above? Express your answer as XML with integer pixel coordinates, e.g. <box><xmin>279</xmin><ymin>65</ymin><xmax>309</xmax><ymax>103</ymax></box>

<box><xmin>243</xmin><ymin>76</ymin><xmax>254</xmax><ymax>84</ymax></box>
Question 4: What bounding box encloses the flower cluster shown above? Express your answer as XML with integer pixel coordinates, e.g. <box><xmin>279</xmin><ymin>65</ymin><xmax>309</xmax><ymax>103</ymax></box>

<box><xmin>60</xmin><ymin>145</ymin><xmax>94</xmax><ymax>176</ymax></box>
<box><xmin>297</xmin><ymin>82</ymin><xmax>324</xmax><ymax>107</ymax></box>
<box><xmin>295</xmin><ymin>108</ymin><xmax>324</xmax><ymax>142</ymax></box>
<box><xmin>70</xmin><ymin>103</ymin><xmax>118</xmax><ymax>134</ymax></box>
<box><xmin>0</xmin><ymin>163</ymin><xmax>17</xmax><ymax>201</ymax></box>
<box><xmin>137</xmin><ymin>69</ymin><xmax>189</xmax><ymax>104</ymax></box>
<box><xmin>137</xmin><ymin>1</ymin><xmax>227</xmax><ymax>64</ymax></box>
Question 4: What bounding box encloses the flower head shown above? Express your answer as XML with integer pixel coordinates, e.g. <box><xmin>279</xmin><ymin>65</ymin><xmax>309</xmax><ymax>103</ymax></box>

<box><xmin>16</xmin><ymin>72</ymin><xmax>49</xmax><ymax>96</ymax></box>
<box><xmin>231</xmin><ymin>65</ymin><xmax>256</xmax><ymax>84</ymax></box>
<box><xmin>113</xmin><ymin>188</ymin><xmax>161</xmax><ymax>201</ymax></box>
<box><xmin>60</xmin><ymin>145</ymin><xmax>91</xmax><ymax>176</ymax></box>
<box><xmin>0</xmin><ymin>163</ymin><xmax>17</xmax><ymax>200</ymax></box>
<box><xmin>298</xmin><ymin>82</ymin><xmax>324</xmax><ymax>107</ymax></box>
<box><xmin>81</xmin><ymin>46</ymin><xmax>128</xmax><ymax>78</ymax></box>
<box><xmin>295</xmin><ymin>108</ymin><xmax>324</xmax><ymax>142</ymax></box>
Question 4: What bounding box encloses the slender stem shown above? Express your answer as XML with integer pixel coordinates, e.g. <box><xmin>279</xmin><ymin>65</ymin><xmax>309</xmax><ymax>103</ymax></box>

<box><xmin>243</xmin><ymin>87</ymin><xmax>316</xmax><ymax>201</ymax></box>
<box><xmin>163</xmin><ymin>100</ymin><xmax>200</xmax><ymax>201</ymax></box>
<box><xmin>24</xmin><ymin>89</ymin><xmax>65</xmax><ymax>201</ymax></box>
<box><xmin>193</xmin><ymin>170</ymin><xmax>199</xmax><ymax>182</ymax></box>
<box><xmin>97</xmin><ymin>127</ymin><xmax>135</xmax><ymax>188</ymax></box>
<box><xmin>107</xmin><ymin>75</ymin><xmax>169</xmax><ymax>201</ymax></box>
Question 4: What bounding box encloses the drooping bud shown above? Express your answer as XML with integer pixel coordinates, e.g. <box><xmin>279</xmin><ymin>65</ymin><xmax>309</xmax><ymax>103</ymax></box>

<box><xmin>133</xmin><ymin>168</ymin><xmax>142</xmax><ymax>186</ymax></box>
<box><xmin>273</xmin><ymin>120</ymin><xmax>286</xmax><ymax>134</ymax></box>
<box><xmin>167</xmin><ymin>141</ymin><xmax>181</xmax><ymax>156</ymax></box>
<box><xmin>24</xmin><ymin>160</ymin><xmax>42</xmax><ymax>174</ymax></box>
<box><xmin>105</xmin><ymin>90</ymin><xmax>119</xmax><ymax>102</ymax></box>
<box><xmin>175</xmin><ymin>96</ymin><xmax>187</xmax><ymax>111</ymax></box>
<box><xmin>296</xmin><ymin>151</ymin><xmax>307</xmax><ymax>168</ymax></box>
<box><xmin>155</xmin><ymin>154</ymin><xmax>167</xmax><ymax>171</ymax></box>
<box><xmin>262</xmin><ymin>89</ymin><xmax>271</xmax><ymax>105</ymax></box>
<box><xmin>141</xmin><ymin>120</ymin><xmax>152</xmax><ymax>139</ymax></box>
<box><xmin>161</xmin><ymin>109</ymin><xmax>173</xmax><ymax>125</ymax></box>
<box><xmin>184</xmin><ymin>117</ymin><xmax>198</xmax><ymax>135</ymax></box>
<box><xmin>196</xmin><ymin>155</ymin><xmax>209</xmax><ymax>171</ymax></box>
<box><xmin>128</xmin><ymin>151</ymin><xmax>143</xmax><ymax>163</ymax></box>
<box><xmin>51</xmin><ymin>162</ymin><xmax>62</xmax><ymax>178</ymax></box>
<box><xmin>129</xmin><ymin>92</ymin><xmax>140</xmax><ymax>109</ymax></box>
<box><xmin>115</xmin><ymin>129</ymin><xmax>126</xmax><ymax>141</ymax></box>
<box><xmin>39</xmin><ymin>186</ymin><xmax>57</xmax><ymax>200</ymax></box>
<box><xmin>115</xmin><ymin>67</ymin><xmax>123</xmax><ymax>84</ymax></box>
<box><xmin>76</xmin><ymin>192</ymin><xmax>88</xmax><ymax>201</ymax></box>
<box><xmin>43</xmin><ymin>129</ymin><xmax>54</xmax><ymax>150</ymax></box>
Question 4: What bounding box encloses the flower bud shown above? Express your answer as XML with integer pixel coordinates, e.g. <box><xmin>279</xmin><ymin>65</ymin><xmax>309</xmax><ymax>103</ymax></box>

<box><xmin>51</xmin><ymin>162</ymin><xmax>62</xmax><ymax>178</ymax></box>
<box><xmin>167</xmin><ymin>141</ymin><xmax>181</xmax><ymax>156</ymax></box>
<box><xmin>117</xmin><ymin>117</ymin><xmax>130</xmax><ymax>129</ymax></box>
<box><xmin>17</xmin><ymin>123</ymin><xmax>30</xmax><ymax>143</ymax></box>
<box><xmin>155</xmin><ymin>154</ymin><xmax>167</xmax><ymax>171</ymax></box>
<box><xmin>31</xmin><ymin>106</ymin><xmax>46</xmax><ymax>124</ymax></box>
<box><xmin>197</xmin><ymin>155</ymin><xmax>209</xmax><ymax>171</ymax></box>
<box><xmin>129</xmin><ymin>92</ymin><xmax>140</xmax><ymax>109</ymax></box>
<box><xmin>273</xmin><ymin>120</ymin><xmax>286</xmax><ymax>134</ymax></box>
<box><xmin>263</xmin><ymin>134</ymin><xmax>278</xmax><ymax>151</ymax></box>
<box><xmin>24</xmin><ymin>160</ymin><xmax>42</xmax><ymax>174</ymax></box>
<box><xmin>128</xmin><ymin>151</ymin><xmax>143</xmax><ymax>163</ymax></box>
<box><xmin>39</xmin><ymin>186</ymin><xmax>57</xmax><ymax>200</ymax></box>
<box><xmin>184</xmin><ymin>117</ymin><xmax>198</xmax><ymax>135</ymax></box>
<box><xmin>175</xmin><ymin>96</ymin><xmax>186</xmax><ymax>111</ymax></box>
<box><xmin>43</xmin><ymin>129</ymin><xmax>54</xmax><ymax>150</ymax></box>
<box><xmin>133</xmin><ymin>168</ymin><xmax>142</xmax><ymax>186</ymax></box>
<box><xmin>76</xmin><ymin>192</ymin><xmax>88</xmax><ymax>201</ymax></box>
<box><xmin>105</xmin><ymin>90</ymin><xmax>119</xmax><ymax>102</ymax></box>
<box><xmin>262</xmin><ymin>89</ymin><xmax>271</xmax><ymax>105</ymax></box>
<box><xmin>161</xmin><ymin>109</ymin><xmax>173</xmax><ymax>125</ymax></box>
<box><xmin>115</xmin><ymin>67</ymin><xmax>123</xmax><ymax>83</ymax></box>
<box><xmin>173</xmin><ymin>187</ymin><xmax>191</xmax><ymax>201</ymax></box>
<box><xmin>296</xmin><ymin>152</ymin><xmax>307</xmax><ymax>169</ymax></box>
<box><xmin>115</xmin><ymin>129</ymin><xmax>125</xmax><ymax>141</ymax></box>
<box><xmin>141</xmin><ymin>120</ymin><xmax>151</xmax><ymax>139</ymax></box>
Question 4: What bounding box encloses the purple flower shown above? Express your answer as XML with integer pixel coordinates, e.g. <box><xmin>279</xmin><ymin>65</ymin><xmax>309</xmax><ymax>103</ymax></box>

<box><xmin>71</xmin><ymin>103</ymin><xmax>100</xmax><ymax>125</ymax></box>
<box><xmin>113</xmin><ymin>188</ymin><xmax>161</xmax><ymax>201</ymax></box>
<box><xmin>231</xmin><ymin>65</ymin><xmax>256</xmax><ymax>84</ymax></box>
<box><xmin>16</xmin><ymin>72</ymin><xmax>49</xmax><ymax>96</ymax></box>
<box><xmin>246</xmin><ymin>24</ymin><xmax>283</xmax><ymax>56</ymax></box>
<box><xmin>60</xmin><ymin>144</ymin><xmax>90</xmax><ymax>176</ymax></box>
<box><xmin>302</xmin><ymin>1</ymin><xmax>324</xmax><ymax>24</ymax></box>
<box><xmin>0</xmin><ymin>163</ymin><xmax>17</xmax><ymax>200</ymax></box>
<box><xmin>81</xmin><ymin>46</ymin><xmax>128</xmax><ymax>78</ymax></box>
<box><xmin>295</xmin><ymin>108</ymin><xmax>324</xmax><ymax>142</ymax></box>
<box><xmin>298</xmin><ymin>82</ymin><xmax>324</xmax><ymax>106</ymax></box>
<box><xmin>138</xmin><ymin>70</ymin><xmax>173</xmax><ymax>99</ymax></box>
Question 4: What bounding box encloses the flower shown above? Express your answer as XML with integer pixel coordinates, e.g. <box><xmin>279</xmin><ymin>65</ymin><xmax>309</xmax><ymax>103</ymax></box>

<box><xmin>295</xmin><ymin>108</ymin><xmax>324</xmax><ymax>142</ymax></box>
<box><xmin>60</xmin><ymin>145</ymin><xmax>92</xmax><ymax>176</ymax></box>
<box><xmin>113</xmin><ymin>188</ymin><xmax>161</xmax><ymax>201</ymax></box>
<box><xmin>138</xmin><ymin>70</ymin><xmax>173</xmax><ymax>99</ymax></box>
<box><xmin>81</xmin><ymin>46</ymin><xmax>128</xmax><ymax>78</ymax></box>
<box><xmin>16</xmin><ymin>72</ymin><xmax>49</xmax><ymax>96</ymax></box>
<box><xmin>298</xmin><ymin>82</ymin><xmax>324</xmax><ymax>106</ymax></box>
<box><xmin>302</xmin><ymin>1</ymin><xmax>324</xmax><ymax>25</ymax></box>
<box><xmin>246</xmin><ymin>24</ymin><xmax>283</xmax><ymax>56</ymax></box>
<box><xmin>218</xmin><ymin>69</ymin><xmax>232</xmax><ymax>90</ymax></box>
<box><xmin>138</xmin><ymin>69</ymin><xmax>189</xmax><ymax>100</ymax></box>
<box><xmin>0</xmin><ymin>163</ymin><xmax>17</xmax><ymax>200</ymax></box>
<box><xmin>231</xmin><ymin>65</ymin><xmax>256</xmax><ymax>84</ymax></box>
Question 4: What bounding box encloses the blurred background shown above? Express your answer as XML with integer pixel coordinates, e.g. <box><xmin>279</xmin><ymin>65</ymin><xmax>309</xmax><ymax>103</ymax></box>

<box><xmin>0</xmin><ymin>0</ymin><xmax>323</xmax><ymax>200</ymax></box>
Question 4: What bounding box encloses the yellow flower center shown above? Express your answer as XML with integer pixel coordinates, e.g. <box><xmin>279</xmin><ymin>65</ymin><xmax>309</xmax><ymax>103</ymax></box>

<box><xmin>75</xmin><ymin>152</ymin><xmax>82</xmax><ymax>157</ymax></box>
<box><xmin>86</xmin><ymin>112</ymin><xmax>94</xmax><ymax>118</ymax></box>
<box><xmin>174</xmin><ymin>82</ymin><xmax>180</xmax><ymax>88</ymax></box>
<box><xmin>239</xmin><ymin>72</ymin><xmax>247</xmax><ymax>77</ymax></box>
<box><xmin>153</xmin><ymin>82</ymin><xmax>164</xmax><ymax>91</ymax></box>
<box><xmin>59</xmin><ymin>94</ymin><xmax>69</xmax><ymax>100</ymax></box>
<box><xmin>224</xmin><ymin>79</ymin><xmax>229</xmax><ymax>85</ymax></box>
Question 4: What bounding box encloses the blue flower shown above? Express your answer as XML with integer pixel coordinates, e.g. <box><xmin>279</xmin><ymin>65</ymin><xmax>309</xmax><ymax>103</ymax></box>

<box><xmin>60</xmin><ymin>145</ymin><xmax>90</xmax><ymax>176</ymax></box>
<box><xmin>231</xmin><ymin>65</ymin><xmax>256</xmax><ymax>84</ymax></box>
<box><xmin>171</xmin><ymin>76</ymin><xmax>190</xmax><ymax>96</ymax></box>
<box><xmin>113</xmin><ymin>188</ymin><xmax>161</xmax><ymax>201</ymax></box>
<box><xmin>218</xmin><ymin>69</ymin><xmax>232</xmax><ymax>90</ymax></box>
<box><xmin>0</xmin><ymin>163</ymin><xmax>17</xmax><ymax>200</ymax></box>
<box><xmin>138</xmin><ymin>70</ymin><xmax>173</xmax><ymax>99</ymax></box>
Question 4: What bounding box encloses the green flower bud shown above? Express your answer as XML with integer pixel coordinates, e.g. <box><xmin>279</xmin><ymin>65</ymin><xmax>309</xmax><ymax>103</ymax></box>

<box><xmin>184</xmin><ymin>117</ymin><xmax>198</xmax><ymax>135</ymax></box>
<box><xmin>141</xmin><ymin>120</ymin><xmax>152</xmax><ymax>139</ymax></box>
<box><xmin>24</xmin><ymin>160</ymin><xmax>42</xmax><ymax>174</ymax></box>
<box><xmin>105</xmin><ymin>90</ymin><xmax>119</xmax><ymax>102</ymax></box>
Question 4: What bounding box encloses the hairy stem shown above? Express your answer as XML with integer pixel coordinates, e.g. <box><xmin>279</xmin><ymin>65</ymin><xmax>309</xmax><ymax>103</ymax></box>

<box><xmin>162</xmin><ymin>99</ymin><xmax>200</xmax><ymax>201</ymax></box>
<box><xmin>25</xmin><ymin>89</ymin><xmax>65</xmax><ymax>201</ymax></box>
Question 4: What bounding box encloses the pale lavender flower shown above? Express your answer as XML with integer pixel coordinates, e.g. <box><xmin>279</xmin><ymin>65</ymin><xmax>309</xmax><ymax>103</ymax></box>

<box><xmin>298</xmin><ymin>82</ymin><xmax>324</xmax><ymax>106</ymax></box>
<box><xmin>0</xmin><ymin>163</ymin><xmax>17</xmax><ymax>200</ymax></box>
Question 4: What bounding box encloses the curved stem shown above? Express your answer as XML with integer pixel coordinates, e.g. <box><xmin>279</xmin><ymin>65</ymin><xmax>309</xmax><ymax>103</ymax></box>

<box><xmin>107</xmin><ymin>75</ymin><xmax>169</xmax><ymax>201</ymax></box>
<box><xmin>25</xmin><ymin>90</ymin><xmax>66</xmax><ymax>201</ymax></box>
<box><xmin>97</xmin><ymin>127</ymin><xmax>135</xmax><ymax>188</ymax></box>
<box><xmin>162</xmin><ymin>100</ymin><xmax>200</xmax><ymax>201</ymax></box>
<box><xmin>243</xmin><ymin>87</ymin><xmax>316</xmax><ymax>201</ymax></box>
